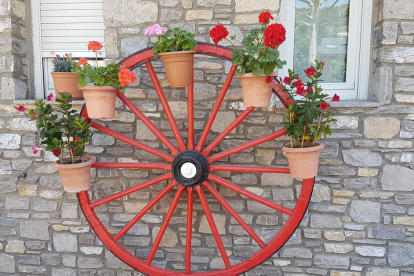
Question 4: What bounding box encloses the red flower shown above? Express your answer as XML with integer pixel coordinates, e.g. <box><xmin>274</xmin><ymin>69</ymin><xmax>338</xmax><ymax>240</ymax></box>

<box><xmin>52</xmin><ymin>149</ymin><xmax>61</xmax><ymax>156</ymax></box>
<box><xmin>210</xmin><ymin>25</ymin><xmax>229</xmax><ymax>45</ymax></box>
<box><xmin>263</xmin><ymin>23</ymin><xmax>286</xmax><ymax>48</ymax></box>
<box><xmin>296</xmin><ymin>86</ymin><xmax>306</xmax><ymax>96</ymax></box>
<box><xmin>266</xmin><ymin>76</ymin><xmax>276</xmax><ymax>83</ymax></box>
<box><xmin>331</xmin><ymin>93</ymin><xmax>340</xmax><ymax>102</ymax></box>
<box><xmin>259</xmin><ymin>11</ymin><xmax>274</xmax><ymax>25</ymax></box>
<box><xmin>304</xmin><ymin>67</ymin><xmax>316</xmax><ymax>77</ymax></box>
<box><xmin>14</xmin><ymin>105</ymin><xmax>28</xmax><ymax>113</ymax></box>
<box><xmin>306</xmin><ymin>87</ymin><xmax>313</xmax><ymax>93</ymax></box>
<box><xmin>47</xmin><ymin>93</ymin><xmax>55</xmax><ymax>101</ymax></box>
<box><xmin>118</xmin><ymin>68</ymin><xmax>137</xmax><ymax>87</ymax></box>
<box><xmin>88</xmin><ymin>41</ymin><xmax>103</xmax><ymax>52</ymax></box>
<box><xmin>320</xmin><ymin>102</ymin><xmax>329</xmax><ymax>110</ymax></box>
<box><xmin>293</xmin><ymin>79</ymin><xmax>303</xmax><ymax>89</ymax></box>
<box><xmin>78</xmin><ymin>57</ymin><xmax>88</xmax><ymax>66</ymax></box>
<box><xmin>283</xmin><ymin>76</ymin><xmax>291</xmax><ymax>85</ymax></box>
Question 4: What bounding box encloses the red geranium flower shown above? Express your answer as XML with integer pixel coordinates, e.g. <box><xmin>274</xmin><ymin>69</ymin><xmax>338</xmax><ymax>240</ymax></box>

<box><xmin>266</xmin><ymin>76</ymin><xmax>276</xmax><ymax>83</ymax></box>
<box><xmin>259</xmin><ymin>11</ymin><xmax>274</xmax><ymax>25</ymax></box>
<box><xmin>263</xmin><ymin>23</ymin><xmax>286</xmax><ymax>48</ymax></box>
<box><xmin>210</xmin><ymin>24</ymin><xmax>229</xmax><ymax>45</ymax></box>
<box><xmin>78</xmin><ymin>57</ymin><xmax>88</xmax><ymax>66</ymax></box>
<box><xmin>52</xmin><ymin>149</ymin><xmax>61</xmax><ymax>156</ymax></box>
<box><xmin>283</xmin><ymin>76</ymin><xmax>291</xmax><ymax>85</ymax></box>
<box><xmin>320</xmin><ymin>102</ymin><xmax>329</xmax><ymax>110</ymax></box>
<box><xmin>331</xmin><ymin>93</ymin><xmax>340</xmax><ymax>102</ymax></box>
<box><xmin>306</xmin><ymin>87</ymin><xmax>314</xmax><ymax>93</ymax></box>
<box><xmin>88</xmin><ymin>41</ymin><xmax>103</xmax><ymax>52</ymax></box>
<box><xmin>296</xmin><ymin>86</ymin><xmax>306</xmax><ymax>96</ymax></box>
<box><xmin>118</xmin><ymin>68</ymin><xmax>137</xmax><ymax>87</ymax></box>
<box><xmin>294</xmin><ymin>79</ymin><xmax>303</xmax><ymax>89</ymax></box>
<box><xmin>304</xmin><ymin>67</ymin><xmax>316</xmax><ymax>77</ymax></box>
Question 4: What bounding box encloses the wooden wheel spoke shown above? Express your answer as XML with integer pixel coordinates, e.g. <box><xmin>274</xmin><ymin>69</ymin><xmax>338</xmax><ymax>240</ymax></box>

<box><xmin>209</xmin><ymin>165</ymin><xmax>290</xmax><ymax>174</ymax></box>
<box><xmin>90</xmin><ymin>121</ymin><xmax>174</xmax><ymax>162</ymax></box>
<box><xmin>146</xmin><ymin>62</ymin><xmax>186</xmax><ymax>151</ymax></box>
<box><xmin>202</xmin><ymin>107</ymin><xmax>255</xmax><ymax>156</ymax></box>
<box><xmin>185</xmin><ymin>187</ymin><xmax>194</xmax><ymax>273</ymax></box>
<box><xmin>195</xmin><ymin>185</ymin><xmax>231</xmax><ymax>269</ymax></box>
<box><xmin>208</xmin><ymin>174</ymin><xmax>294</xmax><ymax>216</ymax></box>
<box><xmin>89</xmin><ymin>173</ymin><xmax>173</xmax><ymax>209</ymax></box>
<box><xmin>195</xmin><ymin>65</ymin><xmax>237</xmax><ymax>152</ymax></box>
<box><xmin>92</xmin><ymin>162</ymin><xmax>171</xmax><ymax>170</ymax></box>
<box><xmin>187</xmin><ymin>82</ymin><xmax>194</xmax><ymax>150</ymax></box>
<box><xmin>207</xmin><ymin>128</ymin><xmax>286</xmax><ymax>163</ymax></box>
<box><xmin>113</xmin><ymin>180</ymin><xmax>178</xmax><ymax>242</ymax></box>
<box><xmin>146</xmin><ymin>185</ymin><xmax>186</xmax><ymax>265</ymax></box>
<box><xmin>203</xmin><ymin>181</ymin><xmax>266</xmax><ymax>249</ymax></box>
<box><xmin>117</xmin><ymin>91</ymin><xmax>180</xmax><ymax>155</ymax></box>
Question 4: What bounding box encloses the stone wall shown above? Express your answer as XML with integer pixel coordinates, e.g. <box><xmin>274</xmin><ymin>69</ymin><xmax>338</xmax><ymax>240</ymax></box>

<box><xmin>1</xmin><ymin>0</ymin><xmax>414</xmax><ymax>275</ymax></box>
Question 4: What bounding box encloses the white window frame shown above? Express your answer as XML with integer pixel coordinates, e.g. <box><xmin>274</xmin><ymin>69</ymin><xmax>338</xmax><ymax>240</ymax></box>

<box><xmin>279</xmin><ymin>0</ymin><xmax>372</xmax><ymax>100</ymax></box>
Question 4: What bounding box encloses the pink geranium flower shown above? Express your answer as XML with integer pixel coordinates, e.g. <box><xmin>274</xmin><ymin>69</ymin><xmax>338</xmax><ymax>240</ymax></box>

<box><xmin>14</xmin><ymin>105</ymin><xmax>28</xmax><ymax>113</ymax></box>
<box><xmin>32</xmin><ymin>146</ymin><xmax>44</xmax><ymax>154</ymax></box>
<box><xmin>145</xmin><ymin>24</ymin><xmax>166</xmax><ymax>36</ymax></box>
<box><xmin>47</xmin><ymin>93</ymin><xmax>55</xmax><ymax>101</ymax></box>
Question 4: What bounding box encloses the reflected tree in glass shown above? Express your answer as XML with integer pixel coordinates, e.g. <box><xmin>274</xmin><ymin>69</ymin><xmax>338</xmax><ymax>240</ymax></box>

<box><xmin>294</xmin><ymin>0</ymin><xmax>349</xmax><ymax>83</ymax></box>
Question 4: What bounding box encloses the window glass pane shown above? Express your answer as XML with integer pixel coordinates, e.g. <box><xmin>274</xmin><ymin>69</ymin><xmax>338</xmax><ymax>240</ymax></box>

<box><xmin>294</xmin><ymin>0</ymin><xmax>350</xmax><ymax>82</ymax></box>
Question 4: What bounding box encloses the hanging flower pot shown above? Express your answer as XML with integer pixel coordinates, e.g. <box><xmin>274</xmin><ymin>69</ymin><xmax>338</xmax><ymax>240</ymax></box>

<box><xmin>81</xmin><ymin>86</ymin><xmax>118</xmax><ymax>119</ymax></box>
<box><xmin>237</xmin><ymin>73</ymin><xmax>274</xmax><ymax>107</ymax></box>
<box><xmin>51</xmin><ymin>72</ymin><xmax>83</xmax><ymax>100</ymax></box>
<box><xmin>282</xmin><ymin>142</ymin><xmax>324</xmax><ymax>179</ymax></box>
<box><xmin>159</xmin><ymin>51</ymin><xmax>196</xmax><ymax>87</ymax></box>
<box><xmin>53</xmin><ymin>156</ymin><xmax>94</xmax><ymax>193</ymax></box>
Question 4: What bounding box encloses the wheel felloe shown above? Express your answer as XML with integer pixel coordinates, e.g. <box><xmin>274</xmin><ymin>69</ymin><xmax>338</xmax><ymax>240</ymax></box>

<box><xmin>172</xmin><ymin>150</ymin><xmax>209</xmax><ymax>187</ymax></box>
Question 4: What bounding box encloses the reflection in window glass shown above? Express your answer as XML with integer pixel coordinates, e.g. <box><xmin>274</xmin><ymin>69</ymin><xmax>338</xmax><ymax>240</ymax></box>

<box><xmin>294</xmin><ymin>0</ymin><xmax>350</xmax><ymax>82</ymax></box>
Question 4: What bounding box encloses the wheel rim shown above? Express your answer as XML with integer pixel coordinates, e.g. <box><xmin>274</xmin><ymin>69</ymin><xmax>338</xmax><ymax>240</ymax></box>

<box><xmin>78</xmin><ymin>42</ymin><xmax>315</xmax><ymax>276</ymax></box>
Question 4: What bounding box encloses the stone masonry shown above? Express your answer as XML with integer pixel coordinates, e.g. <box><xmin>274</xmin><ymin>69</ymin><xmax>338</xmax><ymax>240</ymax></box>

<box><xmin>1</xmin><ymin>0</ymin><xmax>414</xmax><ymax>275</ymax></box>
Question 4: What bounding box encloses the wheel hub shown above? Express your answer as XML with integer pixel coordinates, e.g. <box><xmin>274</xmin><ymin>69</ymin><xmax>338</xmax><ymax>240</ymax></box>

<box><xmin>172</xmin><ymin>150</ymin><xmax>209</xmax><ymax>186</ymax></box>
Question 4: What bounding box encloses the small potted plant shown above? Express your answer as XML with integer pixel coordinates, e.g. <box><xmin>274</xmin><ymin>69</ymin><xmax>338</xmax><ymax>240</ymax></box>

<box><xmin>14</xmin><ymin>92</ymin><xmax>93</xmax><ymax>193</ymax></box>
<box><xmin>281</xmin><ymin>61</ymin><xmax>340</xmax><ymax>179</ymax></box>
<box><xmin>210</xmin><ymin>11</ymin><xmax>287</xmax><ymax>107</ymax></box>
<box><xmin>72</xmin><ymin>41</ymin><xmax>137</xmax><ymax>119</ymax></box>
<box><xmin>145</xmin><ymin>24</ymin><xmax>197</xmax><ymax>87</ymax></box>
<box><xmin>51</xmin><ymin>53</ymin><xmax>83</xmax><ymax>100</ymax></box>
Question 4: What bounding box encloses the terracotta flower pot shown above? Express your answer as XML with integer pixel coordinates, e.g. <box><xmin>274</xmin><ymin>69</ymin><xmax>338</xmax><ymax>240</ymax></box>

<box><xmin>81</xmin><ymin>86</ymin><xmax>118</xmax><ymax>119</ymax></box>
<box><xmin>237</xmin><ymin>73</ymin><xmax>274</xmax><ymax>108</ymax></box>
<box><xmin>51</xmin><ymin>72</ymin><xmax>83</xmax><ymax>100</ymax></box>
<box><xmin>159</xmin><ymin>51</ymin><xmax>195</xmax><ymax>88</ymax></box>
<box><xmin>282</xmin><ymin>142</ymin><xmax>324</xmax><ymax>179</ymax></box>
<box><xmin>53</xmin><ymin>156</ymin><xmax>94</xmax><ymax>193</ymax></box>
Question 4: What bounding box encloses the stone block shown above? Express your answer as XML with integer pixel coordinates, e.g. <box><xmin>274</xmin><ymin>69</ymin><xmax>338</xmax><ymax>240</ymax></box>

<box><xmin>389</xmin><ymin>242</ymin><xmax>414</xmax><ymax>267</ymax></box>
<box><xmin>369</xmin><ymin>66</ymin><xmax>393</xmax><ymax>104</ymax></box>
<box><xmin>396</xmin><ymin>77</ymin><xmax>414</xmax><ymax>92</ymax></box>
<box><xmin>0</xmin><ymin>254</ymin><xmax>15</xmax><ymax>273</ymax></box>
<box><xmin>368</xmin><ymin>226</ymin><xmax>405</xmax><ymax>240</ymax></box>
<box><xmin>103</xmin><ymin>0</ymin><xmax>157</xmax><ymax>27</ymax></box>
<box><xmin>377</xmin><ymin>47</ymin><xmax>414</xmax><ymax>63</ymax></box>
<box><xmin>6</xmin><ymin>117</ymin><xmax>37</xmax><ymax>131</ymax></box>
<box><xmin>5</xmin><ymin>196</ymin><xmax>29</xmax><ymax>210</ymax></box>
<box><xmin>324</xmin><ymin>243</ymin><xmax>353</xmax><ymax>254</ymax></box>
<box><xmin>235</xmin><ymin>0</ymin><xmax>279</xmax><ymax>12</ymax></box>
<box><xmin>41</xmin><ymin>253</ymin><xmax>61</xmax><ymax>265</ymax></box>
<box><xmin>92</xmin><ymin>133</ymin><xmax>115</xmax><ymax>145</ymax></box>
<box><xmin>152</xmin><ymin>227</ymin><xmax>178</xmax><ymax>247</ymax></box>
<box><xmin>120</xmin><ymin>36</ymin><xmax>148</xmax><ymax>57</ymax></box>
<box><xmin>105</xmin><ymin>249</ymin><xmax>133</xmax><ymax>270</ymax></box>
<box><xmin>17</xmin><ymin>255</ymin><xmax>41</xmax><ymax>265</ymax></box>
<box><xmin>33</xmin><ymin>199</ymin><xmax>57</xmax><ymax>211</ymax></box>
<box><xmin>314</xmin><ymin>254</ymin><xmax>349</xmax><ymax>269</ymax></box>
<box><xmin>311</xmin><ymin>184</ymin><xmax>331</xmax><ymax>202</ymax></box>
<box><xmin>185</xmin><ymin>10</ymin><xmax>213</xmax><ymax>20</ymax></box>
<box><xmin>5</xmin><ymin>240</ymin><xmax>25</xmax><ymax>253</ymax></box>
<box><xmin>381</xmin><ymin>165</ymin><xmax>414</xmax><ymax>191</ymax></box>
<box><xmin>383</xmin><ymin>0</ymin><xmax>414</xmax><ymax>19</ymax></box>
<box><xmin>349</xmin><ymin>200</ymin><xmax>381</xmax><ymax>223</ymax></box>
<box><xmin>261</xmin><ymin>173</ymin><xmax>293</xmax><ymax>186</ymax></box>
<box><xmin>364</xmin><ymin>117</ymin><xmax>400</xmax><ymax>139</ymax></box>
<box><xmin>0</xmin><ymin>133</ymin><xmax>21</xmax><ymax>149</ymax></box>
<box><xmin>51</xmin><ymin>268</ymin><xmax>76</xmax><ymax>276</ymax></box>
<box><xmin>0</xmin><ymin>77</ymin><xmax>27</xmax><ymax>100</ymax></box>
<box><xmin>395</xmin><ymin>94</ymin><xmax>414</xmax><ymax>103</ymax></box>
<box><xmin>272</xmin><ymin>188</ymin><xmax>294</xmax><ymax>201</ymax></box>
<box><xmin>160</xmin><ymin>9</ymin><xmax>183</xmax><ymax>21</ymax></box>
<box><xmin>355</xmin><ymin>245</ymin><xmax>386</xmax><ymax>257</ymax></box>
<box><xmin>53</xmin><ymin>233</ymin><xmax>78</xmax><ymax>252</ymax></box>
<box><xmin>382</xmin><ymin>22</ymin><xmax>398</xmax><ymax>44</ymax></box>
<box><xmin>211</xmin><ymin>111</ymin><xmax>236</xmax><ymax>133</ymax></box>
<box><xmin>280</xmin><ymin>247</ymin><xmax>312</xmax><ymax>258</ymax></box>
<box><xmin>366</xmin><ymin>268</ymin><xmax>399</xmax><ymax>276</ymax></box>
<box><xmin>393</xmin><ymin>216</ymin><xmax>414</xmax><ymax>226</ymax></box>
<box><xmin>199</xmin><ymin>214</ymin><xmax>226</xmax><ymax>234</ymax></box>
<box><xmin>61</xmin><ymin>203</ymin><xmax>78</xmax><ymax>218</ymax></box>
<box><xmin>104</xmin><ymin>28</ymin><xmax>118</xmax><ymax>58</ymax></box>
<box><xmin>343</xmin><ymin>149</ymin><xmax>382</xmax><ymax>167</ymax></box>
<box><xmin>310</xmin><ymin>214</ymin><xmax>342</xmax><ymax>228</ymax></box>
<box><xmin>77</xmin><ymin>256</ymin><xmax>104</xmax><ymax>268</ymax></box>
<box><xmin>20</xmin><ymin>221</ymin><xmax>49</xmax><ymax>240</ymax></box>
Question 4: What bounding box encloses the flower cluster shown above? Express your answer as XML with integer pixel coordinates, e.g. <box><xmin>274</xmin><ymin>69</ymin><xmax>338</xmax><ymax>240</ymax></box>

<box><xmin>72</xmin><ymin>41</ymin><xmax>136</xmax><ymax>88</ymax></box>
<box><xmin>282</xmin><ymin>61</ymin><xmax>340</xmax><ymax>147</ymax></box>
<box><xmin>145</xmin><ymin>25</ymin><xmax>197</xmax><ymax>58</ymax></box>
<box><xmin>210</xmin><ymin>11</ymin><xmax>286</xmax><ymax>76</ymax></box>
<box><xmin>52</xmin><ymin>53</ymin><xmax>74</xmax><ymax>72</ymax></box>
<box><xmin>14</xmin><ymin>92</ymin><xmax>91</xmax><ymax>163</ymax></box>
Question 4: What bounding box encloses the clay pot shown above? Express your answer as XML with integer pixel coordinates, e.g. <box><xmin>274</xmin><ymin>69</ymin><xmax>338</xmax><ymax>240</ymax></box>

<box><xmin>81</xmin><ymin>86</ymin><xmax>118</xmax><ymax>119</ymax></box>
<box><xmin>53</xmin><ymin>156</ymin><xmax>94</xmax><ymax>193</ymax></box>
<box><xmin>159</xmin><ymin>51</ymin><xmax>195</xmax><ymax>87</ymax></box>
<box><xmin>51</xmin><ymin>72</ymin><xmax>83</xmax><ymax>100</ymax></box>
<box><xmin>282</xmin><ymin>142</ymin><xmax>324</xmax><ymax>179</ymax></box>
<box><xmin>237</xmin><ymin>73</ymin><xmax>274</xmax><ymax>108</ymax></box>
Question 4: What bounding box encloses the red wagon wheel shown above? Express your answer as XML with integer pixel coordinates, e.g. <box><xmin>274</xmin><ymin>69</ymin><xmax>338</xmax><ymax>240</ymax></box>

<box><xmin>77</xmin><ymin>43</ymin><xmax>315</xmax><ymax>276</ymax></box>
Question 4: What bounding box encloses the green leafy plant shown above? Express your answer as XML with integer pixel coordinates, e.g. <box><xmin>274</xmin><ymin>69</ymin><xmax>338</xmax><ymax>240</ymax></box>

<box><xmin>52</xmin><ymin>53</ymin><xmax>75</xmax><ymax>72</ymax></box>
<box><xmin>282</xmin><ymin>61</ymin><xmax>340</xmax><ymax>148</ymax></box>
<box><xmin>145</xmin><ymin>24</ymin><xmax>197</xmax><ymax>58</ymax></box>
<box><xmin>210</xmin><ymin>11</ymin><xmax>287</xmax><ymax>76</ymax></box>
<box><xmin>14</xmin><ymin>92</ymin><xmax>92</xmax><ymax>164</ymax></box>
<box><xmin>71</xmin><ymin>41</ymin><xmax>136</xmax><ymax>88</ymax></box>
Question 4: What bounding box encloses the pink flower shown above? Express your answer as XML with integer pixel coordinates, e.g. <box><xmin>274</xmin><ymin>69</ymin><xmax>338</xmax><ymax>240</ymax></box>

<box><xmin>47</xmin><ymin>93</ymin><xmax>55</xmax><ymax>101</ymax></box>
<box><xmin>32</xmin><ymin>146</ymin><xmax>44</xmax><ymax>154</ymax></box>
<box><xmin>320</xmin><ymin>102</ymin><xmax>329</xmax><ymax>111</ymax></box>
<box><xmin>14</xmin><ymin>105</ymin><xmax>28</xmax><ymax>113</ymax></box>
<box><xmin>266</xmin><ymin>76</ymin><xmax>277</xmax><ymax>83</ymax></box>
<box><xmin>304</xmin><ymin>67</ymin><xmax>316</xmax><ymax>77</ymax></box>
<box><xmin>145</xmin><ymin>24</ymin><xmax>166</xmax><ymax>36</ymax></box>
<box><xmin>331</xmin><ymin>93</ymin><xmax>340</xmax><ymax>102</ymax></box>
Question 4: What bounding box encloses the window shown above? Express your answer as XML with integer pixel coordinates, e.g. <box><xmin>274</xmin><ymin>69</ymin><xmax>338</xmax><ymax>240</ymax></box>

<box><xmin>279</xmin><ymin>0</ymin><xmax>373</xmax><ymax>100</ymax></box>
<box><xmin>31</xmin><ymin>0</ymin><xmax>105</xmax><ymax>98</ymax></box>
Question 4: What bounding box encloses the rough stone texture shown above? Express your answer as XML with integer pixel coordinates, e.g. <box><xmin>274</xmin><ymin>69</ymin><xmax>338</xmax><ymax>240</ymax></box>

<box><xmin>103</xmin><ymin>0</ymin><xmax>157</xmax><ymax>27</ymax></box>
<box><xmin>364</xmin><ymin>117</ymin><xmax>400</xmax><ymax>139</ymax></box>
<box><xmin>389</xmin><ymin>242</ymin><xmax>414</xmax><ymax>267</ymax></box>
<box><xmin>381</xmin><ymin>165</ymin><xmax>414</xmax><ymax>191</ymax></box>
<box><xmin>0</xmin><ymin>254</ymin><xmax>15</xmax><ymax>273</ymax></box>
<box><xmin>20</xmin><ymin>221</ymin><xmax>50</xmax><ymax>240</ymax></box>
<box><xmin>342</xmin><ymin>149</ymin><xmax>382</xmax><ymax>167</ymax></box>
<box><xmin>349</xmin><ymin>200</ymin><xmax>381</xmax><ymax>223</ymax></box>
<box><xmin>369</xmin><ymin>66</ymin><xmax>393</xmax><ymax>104</ymax></box>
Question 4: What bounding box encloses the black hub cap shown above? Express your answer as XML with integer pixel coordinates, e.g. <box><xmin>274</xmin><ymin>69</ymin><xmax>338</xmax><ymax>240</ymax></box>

<box><xmin>172</xmin><ymin>150</ymin><xmax>209</xmax><ymax>187</ymax></box>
